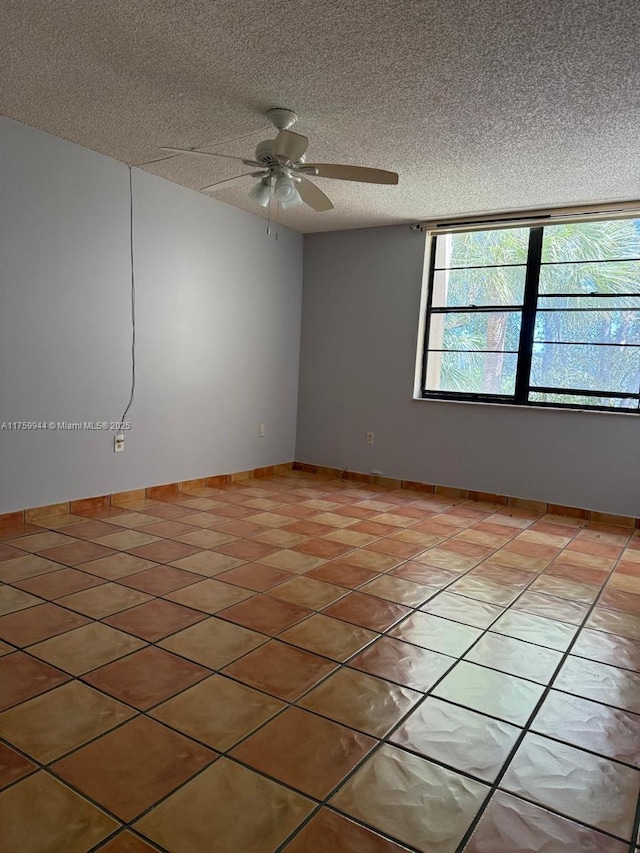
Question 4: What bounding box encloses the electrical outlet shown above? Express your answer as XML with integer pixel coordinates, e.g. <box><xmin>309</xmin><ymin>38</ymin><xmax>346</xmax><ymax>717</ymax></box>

<box><xmin>114</xmin><ymin>433</ymin><xmax>125</xmax><ymax>453</ymax></box>
<box><xmin>258</xmin><ymin>423</ymin><xmax>265</xmax><ymax>438</ymax></box>
<box><xmin>366</xmin><ymin>432</ymin><xmax>374</xmax><ymax>445</ymax></box>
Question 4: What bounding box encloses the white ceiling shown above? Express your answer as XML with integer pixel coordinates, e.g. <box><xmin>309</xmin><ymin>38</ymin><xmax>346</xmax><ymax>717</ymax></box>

<box><xmin>1</xmin><ymin>0</ymin><xmax>639</xmax><ymax>233</ymax></box>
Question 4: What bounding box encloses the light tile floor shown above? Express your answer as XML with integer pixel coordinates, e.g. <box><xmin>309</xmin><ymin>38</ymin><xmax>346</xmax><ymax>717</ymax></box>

<box><xmin>0</xmin><ymin>471</ymin><xmax>639</xmax><ymax>852</ymax></box>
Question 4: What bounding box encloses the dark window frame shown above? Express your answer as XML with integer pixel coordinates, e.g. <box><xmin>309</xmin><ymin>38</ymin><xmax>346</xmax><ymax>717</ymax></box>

<box><xmin>420</xmin><ymin>224</ymin><xmax>640</xmax><ymax>413</ymax></box>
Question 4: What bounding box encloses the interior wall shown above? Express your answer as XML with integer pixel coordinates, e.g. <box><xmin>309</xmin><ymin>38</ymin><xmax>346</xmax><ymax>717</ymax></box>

<box><xmin>296</xmin><ymin>225</ymin><xmax>640</xmax><ymax>517</ymax></box>
<box><xmin>0</xmin><ymin>117</ymin><xmax>303</xmax><ymax>514</ymax></box>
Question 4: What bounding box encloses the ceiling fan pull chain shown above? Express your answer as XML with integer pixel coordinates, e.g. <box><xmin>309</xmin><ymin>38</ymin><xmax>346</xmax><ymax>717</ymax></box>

<box><xmin>275</xmin><ymin>199</ymin><xmax>280</xmax><ymax>241</ymax></box>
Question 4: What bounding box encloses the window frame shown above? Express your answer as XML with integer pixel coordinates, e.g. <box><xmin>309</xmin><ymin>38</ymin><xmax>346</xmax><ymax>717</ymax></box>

<box><xmin>420</xmin><ymin>220</ymin><xmax>640</xmax><ymax>414</ymax></box>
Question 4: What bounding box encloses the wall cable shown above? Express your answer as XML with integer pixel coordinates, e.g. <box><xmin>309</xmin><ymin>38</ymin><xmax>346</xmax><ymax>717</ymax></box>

<box><xmin>120</xmin><ymin>165</ymin><xmax>136</xmax><ymax>424</ymax></box>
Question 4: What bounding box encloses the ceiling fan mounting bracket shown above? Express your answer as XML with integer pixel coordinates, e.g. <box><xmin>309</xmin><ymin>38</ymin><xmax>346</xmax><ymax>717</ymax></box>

<box><xmin>266</xmin><ymin>108</ymin><xmax>298</xmax><ymax>132</ymax></box>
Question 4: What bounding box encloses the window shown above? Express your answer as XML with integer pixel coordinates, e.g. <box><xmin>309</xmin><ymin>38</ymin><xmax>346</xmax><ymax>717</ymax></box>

<box><xmin>421</xmin><ymin>217</ymin><xmax>640</xmax><ymax>412</ymax></box>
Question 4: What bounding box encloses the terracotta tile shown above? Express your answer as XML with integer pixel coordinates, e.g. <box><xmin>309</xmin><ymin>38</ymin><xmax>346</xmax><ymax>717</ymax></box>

<box><xmin>171</xmin><ymin>511</ymin><xmax>227</xmax><ymax>529</ymax></box>
<box><xmin>572</xmin><ymin>627</ymin><xmax>640</xmax><ymax>673</ymax></box>
<box><xmin>211</xmin><ymin>504</ymin><xmax>263</xmax><ymax>520</ymax></box>
<box><xmin>116</xmin><ymin>565</ymin><xmax>199</xmax><ymax>595</ymax></box>
<box><xmin>169</xmin><ymin>550</ymin><xmax>245</xmax><ymax>576</ymax></box>
<box><xmin>0</xmin><ymin>553</ymin><xmax>64</xmax><ymax>583</ymax></box>
<box><xmin>586</xmin><ymin>607</ymin><xmax>640</xmax><ymax>641</ymax></box>
<box><xmin>257</xmin><ymin>548</ymin><xmax>327</xmax><ymax>573</ymax></box>
<box><xmin>39</xmin><ymin>540</ymin><xmax>115</xmax><ymax>566</ymax></box>
<box><xmin>0</xmin><ymin>741</ymin><xmax>36</xmax><ymax>789</ymax></box>
<box><xmin>501</xmin><ymin>732</ymin><xmax>640</xmax><ymax>840</ymax></box>
<box><xmin>502</xmin><ymin>538</ymin><xmax>560</xmax><ymax>560</ymax></box>
<box><xmin>280</xmin><ymin>613</ymin><xmax>377</xmax><ymax>661</ymax></box>
<box><xmin>421</xmin><ymin>592</ymin><xmax>504</xmax><ymax>629</ymax></box>
<box><xmin>215</xmin><ymin>562</ymin><xmax>293</xmax><ymax>591</ymax></box>
<box><xmin>608</xmin><ymin>572</ymin><xmax>640</xmax><ymax>594</ymax></box>
<box><xmin>470</xmin><ymin>563</ymin><xmax>536</xmax><ymax>588</ymax></box>
<box><xmin>0</xmin><ymin>640</ymin><xmax>13</xmax><ymax>656</ymax></box>
<box><xmin>92</xmin><ymin>529</ymin><xmax>161</xmax><ymax>550</ymax></box>
<box><xmin>284</xmin><ymin>520</ymin><xmax>337</xmax><ymax>537</ymax></box>
<box><xmin>391</xmin><ymin>696</ymin><xmax>520</xmax><ymax>782</ymax></box>
<box><xmin>300</xmin><ymin>667</ymin><xmax>420</xmax><ymax>737</ymax></box>
<box><xmin>76</xmin><ymin>552</ymin><xmax>159</xmax><ymax>579</ymax></box>
<box><xmin>306</xmin><ymin>561</ymin><xmax>379</xmax><ymax>588</ymax></box>
<box><xmin>0</xmin><ymin>652</ymin><xmax>70</xmax><ymax>711</ymax></box>
<box><xmin>416</xmin><ymin>548</ymin><xmax>480</xmax><ymax>573</ymax></box>
<box><xmin>241</xmin><ymin>511</ymin><xmax>292</xmax><ymax>528</ymax></box>
<box><xmin>0</xmin><ymin>680</ymin><xmax>135</xmax><ymax>762</ymax></box>
<box><xmin>331</xmin><ymin>743</ymin><xmax>488</xmax><ymax>853</ymax></box>
<box><xmin>0</xmin><ymin>543</ymin><xmax>27</xmax><ymax>562</ymax></box>
<box><xmin>361</xmin><ymin>576</ymin><xmax>438</xmax><ymax>607</ymax></box>
<box><xmin>165</xmin><ymin>578</ymin><xmax>254</xmax><ymax>612</ymax></box>
<box><xmin>84</xmin><ymin>646</ymin><xmax>210</xmax><ymax>709</ymax></box>
<box><xmin>324</xmin><ymin>528</ymin><xmax>379</xmax><ymax>546</ymax></box>
<box><xmin>511</xmin><ymin>590</ymin><xmax>589</xmax><ymax>625</ymax></box>
<box><xmin>532</xmin><ymin>690</ymin><xmax>640</xmax><ymax>767</ymax></box>
<box><xmin>104</xmin><ymin>598</ymin><xmax>206</xmax><ymax>640</ymax></box>
<box><xmin>324</xmin><ymin>592</ymin><xmax>411</xmax><ymax>632</ymax></box>
<box><xmin>568</xmin><ymin>538</ymin><xmax>623</xmax><ymax>559</ymax></box>
<box><xmin>232</xmin><ymin>706</ymin><xmax>374</xmax><ymax>798</ymax></box>
<box><xmin>433</xmin><ymin>661</ymin><xmax>544</xmax><ymax>725</ymax></box>
<box><xmin>463</xmin><ymin>789</ymin><xmax>628</xmax><ymax>852</ymax></box>
<box><xmin>350</xmin><ymin>637</ymin><xmax>455</xmax><ymax>692</ymax></box>
<box><xmin>600</xmin><ymin>588</ymin><xmax>640</xmax><ymax>617</ymax></box>
<box><xmin>29</xmin><ymin>622</ymin><xmax>145</xmax><ymax>675</ymax></box>
<box><xmin>270</xmin><ymin>576</ymin><xmax>348</xmax><ymax>609</ymax></box>
<box><xmin>292</xmin><ymin>538</ymin><xmax>352</xmax><ymax>559</ymax></box>
<box><xmin>389</xmin><ymin>612</ymin><xmax>482</xmax><ymax>657</ymax></box>
<box><xmin>98</xmin><ymin>831</ymin><xmax>160</xmax><ymax>853</ymax></box>
<box><xmin>135</xmin><ymin>759</ymin><xmax>313</xmax><ymax>853</ymax></box>
<box><xmin>142</xmin><ymin>503</ymin><xmax>196</xmax><ymax>520</ymax></box>
<box><xmin>0</xmin><ymin>771</ymin><xmax>117</xmax><ymax>852</ymax></box>
<box><xmin>219</xmin><ymin>594</ymin><xmax>312</xmax><ymax>634</ymax></box>
<box><xmin>468</xmin><ymin>632</ymin><xmax>562</xmax><ymax>685</ymax></box>
<box><xmin>4</xmin><ymin>531</ymin><xmax>76</xmax><ymax>552</ymax></box>
<box><xmin>53</xmin><ymin>716</ymin><xmax>216</xmax><ymax>821</ymax></box>
<box><xmin>490</xmin><ymin>610</ymin><xmax>578</xmax><ymax>651</ymax></box>
<box><xmin>350</xmin><ymin>520</ymin><xmax>398</xmax><ymax>537</ymax></box>
<box><xmin>554</xmin><ymin>549</ymin><xmax>615</xmax><ymax>571</ymax></box>
<box><xmin>448</xmin><ymin>576</ymin><xmax>520</xmax><ymax>606</ymax></box>
<box><xmin>390</xmin><ymin>561</ymin><xmax>459</xmax><ymax>587</ymax></box>
<box><xmin>159</xmin><ymin>616</ymin><xmax>266</xmax><ymax>669</ymax></box>
<box><xmin>13</xmin><ymin>566</ymin><xmax>105</xmax><ymax>600</ymax></box>
<box><xmin>57</xmin><ymin>582</ymin><xmax>152</xmax><ymax>618</ymax></box>
<box><xmin>0</xmin><ymin>602</ymin><xmax>89</xmax><ymax>646</ymax></box>
<box><xmin>214</xmin><ymin>539</ymin><xmax>278</xmax><ymax>561</ymax></box>
<box><xmin>284</xmin><ymin>808</ymin><xmax>413</xmax><ymax>853</ymax></box>
<box><xmin>528</xmin><ymin>573</ymin><xmax>599</xmax><ymax>604</ymax></box>
<box><xmin>251</xmin><ymin>527</ymin><xmax>310</xmax><ymax>548</ymax></box>
<box><xmin>554</xmin><ymin>655</ymin><xmax>640</xmax><ymax>713</ymax></box>
<box><xmin>342</xmin><ymin>549</ymin><xmax>402</xmax><ymax>572</ymax></box>
<box><xmin>213</xmin><ymin>519</ymin><xmax>267</xmax><ymax>537</ymax></box>
<box><xmin>222</xmin><ymin>640</ymin><xmax>336</xmax><ymax>701</ymax></box>
<box><xmin>129</xmin><ymin>540</ymin><xmax>201</xmax><ymax>563</ymax></box>
<box><xmin>151</xmin><ymin>674</ymin><xmax>284</xmax><ymax>750</ymax></box>
<box><xmin>174</xmin><ymin>528</ymin><xmax>238</xmax><ymax>548</ymax></box>
<box><xmin>547</xmin><ymin>558</ymin><xmax>611</xmax><ymax>586</ymax></box>
<box><xmin>0</xmin><ymin>585</ymin><xmax>42</xmax><ymax>616</ymax></box>
<box><xmin>135</xmin><ymin>520</ymin><xmax>200</xmax><ymax>539</ymax></box>
<box><xmin>439</xmin><ymin>538</ymin><xmax>493</xmax><ymax>560</ymax></box>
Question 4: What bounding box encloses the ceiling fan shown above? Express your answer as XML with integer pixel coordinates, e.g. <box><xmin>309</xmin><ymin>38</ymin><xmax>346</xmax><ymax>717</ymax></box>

<box><xmin>159</xmin><ymin>108</ymin><xmax>399</xmax><ymax>213</ymax></box>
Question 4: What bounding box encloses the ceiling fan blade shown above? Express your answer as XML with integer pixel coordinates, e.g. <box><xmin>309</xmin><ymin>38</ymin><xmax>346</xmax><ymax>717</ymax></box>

<box><xmin>296</xmin><ymin>176</ymin><xmax>334</xmax><ymax>212</ymax></box>
<box><xmin>304</xmin><ymin>164</ymin><xmax>399</xmax><ymax>185</ymax></box>
<box><xmin>200</xmin><ymin>172</ymin><xmax>265</xmax><ymax>193</ymax></box>
<box><xmin>272</xmin><ymin>130</ymin><xmax>309</xmax><ymax>164</ymax></box>
<box><xmin>159</xmin><ymin>146</ymin><xmax>260</xmax><ymax>167</ymax></box>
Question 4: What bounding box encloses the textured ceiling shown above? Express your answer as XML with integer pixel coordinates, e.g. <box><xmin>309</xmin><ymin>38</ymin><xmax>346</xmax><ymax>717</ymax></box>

<box><xmin>1</xmin><ymin>0</ymin><xmax>639</xmax><ymax>233</ymax></box>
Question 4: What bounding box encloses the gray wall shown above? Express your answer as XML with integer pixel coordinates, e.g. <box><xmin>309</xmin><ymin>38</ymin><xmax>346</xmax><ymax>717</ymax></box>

<box><xmin>0</xmin><ymin>118</ymin><xmax>302</xmax><ymax>513</ymax></box>
<box><xmin>296</xmin><ymin>226</ymin><xmax>640</xmax><ymax>517</ymax></box>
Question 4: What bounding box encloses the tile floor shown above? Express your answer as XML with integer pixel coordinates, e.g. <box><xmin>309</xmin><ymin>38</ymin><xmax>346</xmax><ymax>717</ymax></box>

<box><xmin>0</xmin><ymin>471</ymin><xmax>639</xmax><ymax>852</ymax></box>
